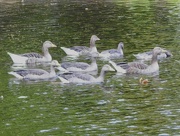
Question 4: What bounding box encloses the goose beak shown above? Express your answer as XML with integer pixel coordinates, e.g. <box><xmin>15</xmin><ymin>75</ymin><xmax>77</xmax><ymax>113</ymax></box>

<box><xmin>52</xmin><ymin>60</ymin><xmax>60</xmax><ymax>66</ymax></box>
<box><xmin>109</xmin><ymin>66</ymin><xmax>115</xmax><ymax>71</ymax></box>
<box><xmin>161</xmin><ymin>48</ymin><xmax>167</xmax><ymax>53</ymax></box>
<box><xmin>56</xmin><ymin>62</ymin><xmax>61</xmax><ymax>66</ymax></box>
<box><xmin>51</xmin><ymin>43</ymin><xmax>57</xmax><ymax>47</ymax></box>
<box><xmin>56</xmin><ymin>66</ymin><xmax>69</xmax><ymax>72</ymax></box>
<box><xmin>56</xmin><ymin>61</ymin><xmax>61</xmax><ymax>66</ymax></box>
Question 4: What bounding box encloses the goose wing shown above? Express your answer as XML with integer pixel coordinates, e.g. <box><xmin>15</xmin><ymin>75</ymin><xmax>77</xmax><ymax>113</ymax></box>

<box><xmin>21</xmin><ymin>52</ymin><xmax>43</xmax><ymax>58</ymax></box>
<box><xmin>61</xmin><ymin>73</ymin><xmax>93</xmax><ymax>81</ymax></box>
<box><xmin>128</xmin><ymin>62</ymin><xmax>148</xmax><ymax>69</ymax></box>
<box><xmin>101</xmin><ymin>49</ymin><xmax>119</xmax><ymax>54</ymax></box>
<box><xmin>116</xmin><ymin>62</ymin><xmax>148</xmax><ymax>71</ymax></box>
<box><xmin>108</xmin><ymin>49</ymin><xmax>123</xmax><ymax>57</ymax></box>
<box><xmin>70</xmin><ymin>46</ymin><xmax>90</xmax><ymax>52</ymax></box>
<box><xmin>144</xmin><ymin>51</ymin><xmax>153</xmax><ymax>55</ymax></box>
<box><xmin>100</xmin><ymin>49</ymin><xmax>123</xmax><ymax>58</ymax></box>
<box><xmin>133</xmin><ymin>51</ymin><xmax>152</xmax><ymax>60</ymax></box>
<box><xmin>126</xmin><ymin>62</ymin><xmax>148</xmax><ymax>74</ymax></box>
<box><xmin>107</xmin><ymin>49</ymin><xmax>119</xmax><ymax>54</ymax></box>
<box><xmin>126</xmin><ymin>67</ymin><xmax>143</xmax><ymax>74</ymax></box>
<box><xmin>61</xmin><ymin>62</ymin><xmax>90</xmax><ymax>70</ymax></box>
<box><xmin>116</xmin><ymin>62</ymin><xmax>130</xmax><ymax>69</ymax></box>
<box><xmin>14</xmin><ymin>69</ymin><xmax>48</xmax><ymax>77</ymax></box>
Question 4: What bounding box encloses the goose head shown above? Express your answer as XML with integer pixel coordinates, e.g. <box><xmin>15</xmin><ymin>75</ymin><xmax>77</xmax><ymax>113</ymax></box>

<box><xmin>117</xmin><ymin>42</ymin><xmax>124</xmax><ymax>51</ymax></box>
<box><xmin>90</xmin><ymin>35</ymin><xmax>100</xmax><ymax>47</ymax></box>
<box><xmin>153</xmin><ymin>47</ymin><xmax>167</xmax><ymax>55</ymax></box>
<box><xmin>51</xmin><ymin>60</ymin><xmax>60</xmax><ymax>66</ymax></box>
<box><xmin>43</xmin><ymin>41</ymin><xmax>57</xmax><ymax>48</ymax></box>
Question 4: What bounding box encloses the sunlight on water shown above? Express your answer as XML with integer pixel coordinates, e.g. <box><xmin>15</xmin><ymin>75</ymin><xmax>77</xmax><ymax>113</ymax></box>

<box><xmin>39</xmin><ymin>127</ymin><xmax>59</xmax><ymax>133</ymax></box>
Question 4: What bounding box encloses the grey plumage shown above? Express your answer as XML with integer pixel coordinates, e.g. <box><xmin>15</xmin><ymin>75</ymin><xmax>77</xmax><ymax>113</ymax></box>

<box><xmin>8</xmin><ymin>60</ymin><xmax>60</xmax><ymax>80</ymax></box>
<box><xmin>110</xmin><ymin>47</ymin><xmax>168</xmax><ymax>75</ymax></box>
<box><xmin>60</xmin><ymin>35</ymin><xmax>100</xmax><ymax>56</ymax></box>
<box><xmin>58</xmin><ymin>64</ymin><xmax>115</xmax><ymax>83</ymax></box>
<box><xmin>7</xmin><ymin>41</ymin><xmax>57</xmax><ymax>64</ymax></box>
<box><xmin>22</xmin><ymin>52</ymin><xmax>43</xmax><ymax>58</ymax></box>
<box><xmin>69</xmin><ymin>46</ymin><xmax>90</xmax><ymax>53</ymax></box>
<box><xmin>60</xmin><ymin>72</ymin><xmax>92</xmax><ymax>81</ymax></box>
<box><xmin>61</xmin><ymin>62</ymin><xmax>90</xmax><ymax>70</ymax></box>
<box><xmin>99</xmin><ymin>42</ymin><xmax>124</xmax><ymax>59</ymax></box>
<box><xmin>57</xmin><ymin>54</ymin><xmax>98</xmax><ymax>72</ymax></box>
<box><xmin>12</xmin><ymin>69</ymin><xmax>49</xmax><ymax>77</ymax></box>
<box><xmin>133</xmin><ymin>48</ymin><xmax>172</xmax><ymax>60</ymax></box>
<box><xmin>116</xmin><ymin>62</ymin><xmax>148</xmax><ymax>70</ymax></box>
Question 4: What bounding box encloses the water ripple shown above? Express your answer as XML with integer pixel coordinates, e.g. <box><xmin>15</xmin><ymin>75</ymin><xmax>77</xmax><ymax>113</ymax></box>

<box><xmin>39</xmin><ymin>127</ymin><xmax>59</xmax><ymax>133</ymax></box>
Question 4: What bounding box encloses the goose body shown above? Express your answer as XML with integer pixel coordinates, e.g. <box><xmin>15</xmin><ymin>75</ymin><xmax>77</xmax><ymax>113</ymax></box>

<box><xmin>7</xmin><ymin>41</ymin><xmax>57</xmax><ymax>64</ymax></box>
<box><xmin>57</xmin><ymin>61</ymin><xmax>97</xmax><ymax>72</ymax></box>
<box><xmin>109</xmin><ymin>47</ymin><xmax>167</xmax><ymax>75</ymax></box>
<box><xmin>58</xmin><ymin>64</ymin><xmax>115</xmax><ymax>84</ymax></box>
<box><xmin>8</xmin><ymin>60</ymin><xmax>60</xmax><ymax>80</ymax></box>
<box><xmin>133</xmin><ymin>48</ymin><xmax>172</xmax><ymax>60</ymax></box>
<box><xmin>57</xmin><ymin>56</ymin><xmax>98</xmax><ymax>72</ymax></box>
<box><xmin>99</xmin><ymin>42</ymin><xmax>124</xmax><ymax>59</ymax></box>
<box><xmin>60</xmin><ymin>35</ymin><xmax>100</xmax><ymax>56</ymax></box>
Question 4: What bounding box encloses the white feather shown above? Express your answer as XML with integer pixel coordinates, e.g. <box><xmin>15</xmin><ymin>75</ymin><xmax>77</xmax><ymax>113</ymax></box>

<box><xmin>60</xmin><ymin>47</ymin><xmax>79</xmax><ymax>56</ymax></box>
<box><xmin>56</xmin><ymin>66</ymin><xmax>69</xmax><ymax>72</ymax></box>
<box><xmin>58</xmin><ymin>76</ymin><xmax>70</xmax><ymax>83</ymax></box>
<box><xmin>8</xmin><ymin>71</ymin><xmax>24</xmax><ymax>79</ymax></box>
<box><xmin>109</xmin><ymin>61</ymin><xmax>126</xmax><ymax>73</ymax></box>
<box><xmin>7</xmin><ymin>52</ymin><xmax>28</xmax><ymax>64</ymax></box>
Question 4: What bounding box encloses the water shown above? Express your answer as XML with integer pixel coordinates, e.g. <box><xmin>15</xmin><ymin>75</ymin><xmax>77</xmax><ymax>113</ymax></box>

<box><xmin>0</xmin><ymin>0</ymin><xmax>180</xmax><ymax>135</ymax></box>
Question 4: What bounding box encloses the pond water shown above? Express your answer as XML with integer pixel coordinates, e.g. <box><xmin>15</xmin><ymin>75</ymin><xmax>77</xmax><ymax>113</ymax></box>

<box><xmin>0</xmin><ymin>0</ymin><xmax>180</xmax><ymax>135</ymax></box>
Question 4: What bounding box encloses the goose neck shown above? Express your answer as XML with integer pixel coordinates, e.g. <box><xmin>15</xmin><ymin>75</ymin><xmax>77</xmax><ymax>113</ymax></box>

<box><xmin>50</xmin><ymin>65</ymin><xmax>56</xmax><ymax>76</ymax></box>
<box><xmin>96</xmin><ymin>69</ymin><xmax>106</xmax><ymax>82</ymax></box>
<box><xmin>151</xmin><ymin>52</ymin><xmax>158</xmax><ymax>64</ymax></box>
<box><xmin>90</xmin><ymin>39</ymin><xmax>95</xmax><ymax>47</ymax></box>
<box><xmin>43</xmin><ymin>46</ymin><xmax>51</xmax><ymax>60</ymax></box>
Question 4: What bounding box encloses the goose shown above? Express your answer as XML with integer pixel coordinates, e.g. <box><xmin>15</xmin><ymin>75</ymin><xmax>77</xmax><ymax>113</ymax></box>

<box><xmin>57</xmin><ymin>52</ymin><xmax>99</xmax><ymax>72</ymax></box>
<box><xmin>7</xmin><ymin>41</ymin><xmax>57</xmax><ymax>64</ymax></box>
<box><xmin>60</xmin><ymin>35</ymin><xmax>100</xmax><ymax>56</ymax></box>
<box><xmin>57</xmin><ymin>58</ymin><xmax>97</xmax><ymax>72</ymax></box>
<box><xmin>133</xmin><ymin>48</ymin><xmax>172</xmax><ymax>60</ymax></box>
<box><xmin>8</xmin><ymin>60</ymin><xmax>60</xmax><ymax>80</ymax></box>
<box><xmin>99</xmin><ymin>42</ymin><xmax>124</xmax><ymax>59</ymax></box>
<box><xmin>58</xmin><ymin>64</ymin><xmax>115</xmax><ymax>84</ymax></box>
<box><xmin>109</xmin><ymin>47</ymin><xmax>167</xmax><ymax>75</ymax></box>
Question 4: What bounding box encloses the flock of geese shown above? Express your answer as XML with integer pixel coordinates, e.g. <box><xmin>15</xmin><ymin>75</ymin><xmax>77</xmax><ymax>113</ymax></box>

<box><xmin>7</xmin><ymin>35</ymin><xmax>172</xmax><ymax>84</ymax></box>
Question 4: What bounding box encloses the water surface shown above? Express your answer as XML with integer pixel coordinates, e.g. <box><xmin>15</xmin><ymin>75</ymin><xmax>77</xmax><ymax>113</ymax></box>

<box><xmin>0</xmin><ymin>0</ymin><xmax>180</xmax><ymax>135</ymax></box>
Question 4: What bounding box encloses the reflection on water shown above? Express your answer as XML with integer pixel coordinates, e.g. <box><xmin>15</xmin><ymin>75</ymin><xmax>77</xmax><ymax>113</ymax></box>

<box><xmin>1</xmin><ymin>0</ymin><xmax>180</xmax><ymax>135</ymax></box>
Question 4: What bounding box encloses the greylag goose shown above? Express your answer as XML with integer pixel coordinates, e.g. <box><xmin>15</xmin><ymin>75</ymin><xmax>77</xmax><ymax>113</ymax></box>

<box><xmin>7</xmin><ymin>41</ymin><xmax>57</xmax><ymax>64</ymax></box>
<box><xmin>60</xmin><ymin>35</ymin><xmax>100</xmax><ymax>56</ymax></box>
<box><xmin>109</xmin><ymin>47</ymin><xmax>167</xmax><ymax>75</ymax></box>
<box><xmin>58</xmin><ymin>64</ymin><xmax>115</xmax><ymax>84</ymax></box>
<box><xmin>57</xmin><ymin>58</ymin><xmax>97</xmax><ymax>72</ymax></box>
<box><xmin>133</xmin><ymin>48</ymin><xmax>172</xmax><ymax>60</ymax></box>
<box><xmin>57</xmin><ymin>52</ymin><xmax>99</xmax><ymax>72</ymax></box>
<box><xmin>99</xmin><ymin>42</ymin><xmax>124</xmax><ymax>59</ymax></box>
<box><xmin>8</xmin><ymin>60</ymin><xmax>60</xmax><ymax>80</ymax></box>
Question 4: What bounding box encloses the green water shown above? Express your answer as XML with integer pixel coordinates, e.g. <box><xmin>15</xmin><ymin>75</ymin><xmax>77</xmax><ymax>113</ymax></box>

<box><xmin>0</xmin><ymin>0</ymin><xmax>180</xmax><ymax>135</ymax></box>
